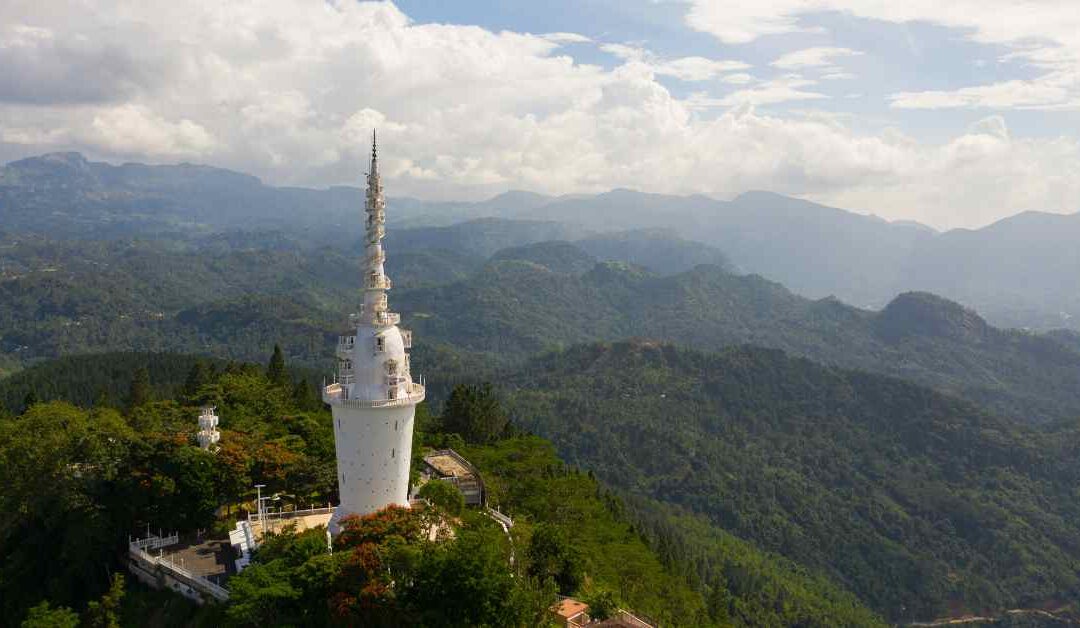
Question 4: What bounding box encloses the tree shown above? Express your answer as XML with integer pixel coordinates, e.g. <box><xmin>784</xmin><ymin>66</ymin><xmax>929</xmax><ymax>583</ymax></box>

<box><xmin>416</xmin><ymin>480</ymin><xmax>464</xmax><ymax>517</ymax></box>
<box><xmin>128</xmin><ymin>367</ymin><xmax>151</xmax><ymax>410</ymax></box>
<box><xmin>404</xmin><ymin>526</ymin><xmax>550</xmax><ymax>627</ymax></box>
<box><xmin>441</xmin><ymin>383</ymin><xmax>508</xmax><ymax>445</ymax></box>
<box><xmin>526</xmin><ymin>523</ymin><xmax>583</xmax><ymax>594</ymax></box>
<box><xmin>267</xmin><ymin>344</ymin><xmax>288</xmax><ymax>388</ymax></box>
<box><xmin>183</xmin><ymin>360</ymin><xmax>213</xmax><ymax>399</ymax></box>
<box><xmin>20</xmin><ymin>601</ymin><xmax>79</xmax><ymax>628</ymax></box>
<box><xmin>168</xmin><ymin>447</ymin><xmax>219</xmax><ymax>529</ymax></box>
<box><xmin>582</xmin><ymin>588</ymin><xmax>618</xmax><ymax>621</ymax></box>
<box><xmin>85</xmin><ymin>573</ymin><xmax>125</xmax><ymax>628</ymax></box>
<box><xmin>226</xmin><ymin>560</ymin><xmax>301</xmax><ymax>627</ymax></box>
<box><xmin>291</xmin><ymin>379</ymin><xmax>316</xmax><ymax>411</ymax></box>
<box><xmin>21</xmin><ymin>390</ymin><xmax>38</xmax><ymax>413</ymax></box>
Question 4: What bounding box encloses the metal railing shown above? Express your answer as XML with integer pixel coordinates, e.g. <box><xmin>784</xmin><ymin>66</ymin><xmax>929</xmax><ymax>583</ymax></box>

<box><xmin>365</xmin><ymin>275</ymin><xmax>392</xmax><ymax>290</ymax></box>
<box><xmin>249</xmin><ymin>504</ymin><xmax>335</xmax><ymax>524</ymax></box>
<box><xmin>323</xmin><ymin>381</ymin><xmax>425</xmax><ymax>408</ymax></box>
<box><xmin>373</xmin><ymin>311</ymin><xmax>400</xmax><ymax>326</ymax></box>
<box><xmin>128</xmin><ymin>534</ymin><xmax>230</xmax><ymax>602</ymax></box>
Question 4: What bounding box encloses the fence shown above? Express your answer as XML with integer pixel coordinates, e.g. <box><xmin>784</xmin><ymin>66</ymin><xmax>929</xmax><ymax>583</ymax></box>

<box><xmin>127</xmin><ymin>534</ymin><xmax>229</xmax><ymax>604</ymax></box>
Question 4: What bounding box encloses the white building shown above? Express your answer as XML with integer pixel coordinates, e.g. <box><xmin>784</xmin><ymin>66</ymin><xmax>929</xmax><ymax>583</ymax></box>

<box><xmin>323</xmin><ymin>133</ymin><xmax>425</xmax><ymax>535</ymax></box>
<box><xmin>196</xmin><ymin>406</ymin><xmax>220</xmax><ymax>451</ymax></box>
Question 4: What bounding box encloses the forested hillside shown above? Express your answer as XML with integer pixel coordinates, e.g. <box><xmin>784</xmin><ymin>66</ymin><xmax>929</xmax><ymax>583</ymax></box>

<box><xmin>0</xmin><ymin>352</ymin><xmax>883</xmax><ymax>627</ymax></box>
<box><xmin>4</xmin><ymin>228</ymin><xmax>1079</xmax><ymax>424</ymax></box>
<box><xmin>502</xmin><ymin>340</ymin><xmax>1080</xmax><ymax>622</ymax></box>
<box><xmin>399</xmin><ymin>259</ymin><xmax>1080</xmax><ymax>423</ymax></box>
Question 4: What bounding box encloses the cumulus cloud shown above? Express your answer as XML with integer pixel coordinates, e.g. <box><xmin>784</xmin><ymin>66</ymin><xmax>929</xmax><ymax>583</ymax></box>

<box><xmin>0</xmin><ymin>0</ymin><xmax>1077</xmax><ymax>228</ymax></box>
<box><xmin>0</xmin><ymin>23</ymin><xmax>175</xmax><ymax>104</ymax></box>
<box><xmin>685</xmin><ymin>0</ymin><xmax>1080</xmax><ymax>110</ymax></box>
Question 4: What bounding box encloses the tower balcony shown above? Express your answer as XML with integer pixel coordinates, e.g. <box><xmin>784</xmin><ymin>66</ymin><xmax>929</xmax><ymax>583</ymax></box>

<box><xmin>372</xmin><ymin>311</ymin><xmax>400</xmax><ymax>326</ymax></box>
<box><xmin>365</xmin><ymin>274</ymin><xmax>392</xmax><ymax>290</ymax></box>
<box><xmin>323</xmin><ymin>380</ymin><xmax>426</xmax><ymax>409</ymax></box>
<box><xmin>337</xmin><ymin>335</ymin><xmax>356</xmax><ymax>357</ymax></box>
<box><xmin>400</xmin><ymin>329</ymin><xmax>412</xmax><ymax>349</ymax></box>
<box><xmin>367</xmin><ymin>224</ymin><xmax>385</xmax><ymax>242</ymax></box>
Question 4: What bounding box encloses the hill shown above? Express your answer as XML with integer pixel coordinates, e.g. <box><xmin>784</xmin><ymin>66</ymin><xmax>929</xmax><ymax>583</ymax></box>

<box><xmin>3</xmin><ymin>226</ymin><xmax>1078</xmax><ymax>424</ymax></box>
<box><xmin>501</xmin><ymin>340</ymin><xmax>1080</xmax><ymax>622</ymax></box>
<box><xmin>399</xmin><ymin>261</ymin><xmax>1080</xmax><ymax>423</ymax></box>
<box><xmin>0</xmin><ymin>352</ymin><xmax>882</xmax><ymax>627</ymax></box>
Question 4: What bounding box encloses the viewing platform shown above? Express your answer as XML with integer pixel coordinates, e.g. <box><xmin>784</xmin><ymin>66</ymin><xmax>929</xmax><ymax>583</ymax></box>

<box><xmin>322</xmin><ymin>379</ymin><xmax>425</xmax><ymax>408</ymax></box>
<box><xmin>365</xmin><ymin>274</ymin><xmax>392</xmax><ymax>290</ymax></box>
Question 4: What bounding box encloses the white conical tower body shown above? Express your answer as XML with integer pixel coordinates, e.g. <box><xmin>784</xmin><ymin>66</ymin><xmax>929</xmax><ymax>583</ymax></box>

<box><xmin>323</xmin><ymin>133</ymin><xmax>424</xmax><ymax>535</ymax></box>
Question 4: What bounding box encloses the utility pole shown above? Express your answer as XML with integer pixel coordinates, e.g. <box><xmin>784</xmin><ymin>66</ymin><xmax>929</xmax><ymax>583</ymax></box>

<box><xmin>255</xmin><ymin>484</ymin><xmax>266</xmax><ymax>525</ymax></box>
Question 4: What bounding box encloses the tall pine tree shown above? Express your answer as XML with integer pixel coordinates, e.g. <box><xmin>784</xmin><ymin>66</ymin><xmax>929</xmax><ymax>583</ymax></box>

<box><xmin>267</xmin><ymin>344</ymin><xmax>288</xmax><ymax>388</ymax></box>
<box><xmin>128</xmin><ymin>367</ymin><xmax>151</xmax><ymax>410</ymax></box>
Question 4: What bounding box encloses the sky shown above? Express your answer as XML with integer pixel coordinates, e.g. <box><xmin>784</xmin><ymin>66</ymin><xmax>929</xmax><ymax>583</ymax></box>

<box><xmin>1</xmin><ymin>1</ymin><xmax>1079</xmax><ymax>229</ymax></box>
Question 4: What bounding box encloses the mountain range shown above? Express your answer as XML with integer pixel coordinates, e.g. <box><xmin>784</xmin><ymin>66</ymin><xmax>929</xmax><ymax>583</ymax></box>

<box><xmin>4</xmin><ymin>151</ymin><xmax>1080</xmax><ymax>624</ymax></box>
<box><xmin>2</xmin><ymin>152</ymin><xmax>1078</xmax><ymax>331</ymax></box>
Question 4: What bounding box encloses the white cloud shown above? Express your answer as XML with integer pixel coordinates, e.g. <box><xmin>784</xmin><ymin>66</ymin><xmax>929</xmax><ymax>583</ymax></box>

<box><xmin>0</xmin><ymin>0</ymin><xmax>1078</xmax><ymax>228</ymax></box>
<box><xmin>890</xmin><ymin>79</ymin><xmax>1071</xmax><ymax>109</ymax></box>
<box><xmin>600</xmin><ymin>43</ymin><xmax>646</xmax><ymax>62</ymax></box>
<box><xmin>721</xmin><ymin>73</ymin><xmax>755</xmax><ymax>85</ymax></box>
<box><xmin>771</xmin><ymin>46</ymin><xmax>862</xmax><ymax>69</ymax></box>
<box><xmin>655</xmin><ymin>56</ymin><xmax>750</xmax><ymax>81</ymax></box>
<box><xmin>696</xmin><ymin>76</ymin><xmax>827</xmax><ymax>107</ymax></box>
<box><xmin>541</xmin><ymin>32</ymin><xmax>592</xmax><ymax>44</ymax></box>
<box><xmin>686</xmin><ymin>0</ymin><xmax>1080</xmax><ymax>110</ymax></box>
<box><xmin>87</xmin><ymin>105</ymin><xmax>217</xmax><ymax>157</ymax></box>
<box><xmin>600</xmin><ymin>43</ymin><xmax>748</xmax><ymax>81</ymax></box>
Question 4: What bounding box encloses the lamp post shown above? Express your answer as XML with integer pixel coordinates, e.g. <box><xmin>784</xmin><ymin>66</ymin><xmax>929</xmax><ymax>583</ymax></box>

<box><xmin>254</xmin><ymin>484</ymin><xmax>266</xmax><ymax>524</ymax></box>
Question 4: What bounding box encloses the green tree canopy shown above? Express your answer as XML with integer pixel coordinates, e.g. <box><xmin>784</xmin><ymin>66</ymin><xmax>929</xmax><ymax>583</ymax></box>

<box><xmin>416</xmin><ymin>480</ymin><xmax>465</xmax><ymax>517</ymax></box>
<box><xmin>128</xmin><ymin>367</ymin><xmax>151</xmax><ymax>410</ymax></box>
<box><xmin>266</xmin><ymin>344</ymin><xmax>288</xmax><ymax>388</ymax></box>
<box><xmin>441</xmin><ymin>383</ymin><xmax>508</xmax><ymax>444</ymax></box>
<box><xmin>20</xmin><ymin>601</ymin><xmax>79</xmax><ymax>628</ymax></box>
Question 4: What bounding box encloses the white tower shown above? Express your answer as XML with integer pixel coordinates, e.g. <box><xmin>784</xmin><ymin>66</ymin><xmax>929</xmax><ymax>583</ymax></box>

<box><xmin>197</xmin><ymin>406</ymin><xmax>220</xmax><ymax>451</ymax></box>
<box><xmin>323</xmin><ymin>132</ymin><xmax>425</xmax><ymax>535</ymax></box>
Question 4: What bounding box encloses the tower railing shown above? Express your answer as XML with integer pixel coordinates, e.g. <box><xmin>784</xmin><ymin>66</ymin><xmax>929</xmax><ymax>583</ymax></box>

<box><xmin>322</xmin><ymin>380</ymin><xmax>425</xmax><ymax>408</ymax></box>
<box><xmin>365</xmin><ymin>275</ymin><xmax>392</xmax><ymax>290</ymax></box>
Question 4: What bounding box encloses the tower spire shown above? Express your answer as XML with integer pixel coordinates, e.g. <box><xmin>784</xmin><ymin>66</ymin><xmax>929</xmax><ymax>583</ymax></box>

<box><xmin>370</xmin><ymin>128</ymin><xmax>378</xmax><ymax>175</ymax></box>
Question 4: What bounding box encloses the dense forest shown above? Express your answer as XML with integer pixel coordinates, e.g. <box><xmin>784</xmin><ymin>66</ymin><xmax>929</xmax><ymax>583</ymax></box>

<box><xmin>501</xmin><ymin>340</ymin><xmax>1080</xmax><ymax>622</ymax></box>
<box><xmin>0</xmin><ymin>351</ymin><xmax>885</xmax><ymax>627</ymax></box>
<box><xmin>5</xmin><ymin>231</ymin><xmax>1080</xmax><ymax>425</ymax></box>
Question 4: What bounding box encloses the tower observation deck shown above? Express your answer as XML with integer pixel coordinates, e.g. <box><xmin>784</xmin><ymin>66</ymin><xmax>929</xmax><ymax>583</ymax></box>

<box><xmin>323</xmin><ymin>132</ymin><xmax>425</xmax><ymax>534</ymax></box>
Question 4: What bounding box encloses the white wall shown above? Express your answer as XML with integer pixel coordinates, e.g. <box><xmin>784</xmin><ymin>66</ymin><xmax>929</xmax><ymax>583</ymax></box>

<box><xmin>329</xmin><ymin>402</ymin><xmax>415</xmax><ymax>535</ymax></box>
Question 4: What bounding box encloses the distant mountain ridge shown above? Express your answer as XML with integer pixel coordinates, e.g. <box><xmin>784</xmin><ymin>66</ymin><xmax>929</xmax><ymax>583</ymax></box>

<box><xmin>397</xmin><ymin>259</ymin><xmax>1080</xmax><ymax>423</ymax></box>
<box><xmin>3</xmin><ymin>152</ymin><xmax>1078</xmax><ymax>331</ymax></box>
